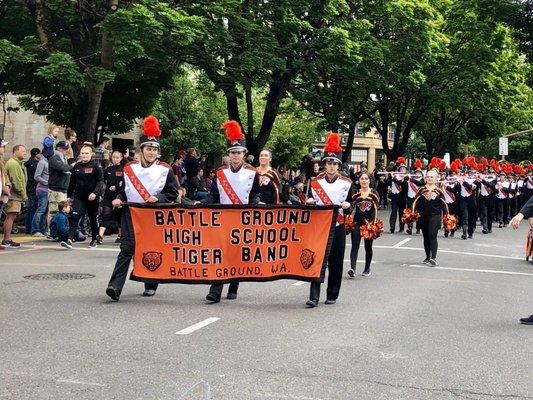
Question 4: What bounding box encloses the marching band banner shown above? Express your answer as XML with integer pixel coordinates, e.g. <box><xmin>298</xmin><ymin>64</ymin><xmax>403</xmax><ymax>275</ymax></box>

<box><xmin>128</xmin><ymin>204</ymin><xmax>338</xmax><ymax>284</ymax></box>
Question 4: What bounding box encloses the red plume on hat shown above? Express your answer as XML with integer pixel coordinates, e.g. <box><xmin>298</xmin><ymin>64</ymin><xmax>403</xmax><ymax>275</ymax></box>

<box><xmin>397</xmin><ymin>156</ymin><xmax>407</xmax><ymax>166</ymax></box>
<box><xmin>439</xmin><ymin>160</ymin><xmax>447</xmax><ymax>171</ymax></box>
<box><xmin>324</xmin><ymin>132</ymin><xmax>342</xmax><ymax>153</ymax></box>
<box><xmin>221</xmin><ymin>120</ymin><xmax>244</xmax><ymax>143</ymax></box>
<box><xmin>143</xmin><ymin>115</ymin><xmax>161</xmax><ymax>138</ymax></box>
<box><xmin>429</xmin><ymin>157</ymin><xmax>441</xmax><ymax>170</ymax></box>
<box><xmin>450</xmin><ymin>160</ymin><xmax>460</xmax><ymax>173</ymax></box>
<box><xmin>414</xmin><ymin>158</ymin><xmax>423</xmax><ymax>170</ymax></box>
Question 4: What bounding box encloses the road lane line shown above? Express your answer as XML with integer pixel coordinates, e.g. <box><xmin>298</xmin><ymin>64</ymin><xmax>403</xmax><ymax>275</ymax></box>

<box><xmin>407</xmin><ymin>264</ymin><xmax>533</xmax><ymax>276</ymax></box>
<box><xmin>392</xmin><ymin>238</ymin><xmax>412</xmax><ymax>248</ymax></box>
<box><xmin>373</xmin><ymin>245</ymin><xmax>523</xmax><ymax>260</ymax></box>
<box><xmin>175</xmin><ymin>317</ymin><xmax>220</xmax><ymax>335</ymax></box>
<box><xmin>56</xmin><ymin>378</ymin><xmax>106</xmax><ymax>387</ymax></box>
<box><xmin>291</xmin><ymin>281</ymin><xmax>306</xmax><ymax>286</ymax></box>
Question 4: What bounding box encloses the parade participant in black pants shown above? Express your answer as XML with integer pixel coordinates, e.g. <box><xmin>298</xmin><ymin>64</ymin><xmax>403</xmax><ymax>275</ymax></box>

<box><xmin>406</xmin><ymin>163</ymin><xmax>424</xmax><ymax>235</ymax></box>
<box><xmin>509</xmin><ymin>195</ymin><xmax>533</xmax><ymax>325</ymax></box>
<box><xmin>459</xmin><ymin>167</ymin><xmax>478</xmax><ymax>239</ymax></box>
<box><xmin>205</xmin><ymin>120</ymin><xmax>261</xmax><ymax>303</ymax></box>
<box><xmin>388</xmin><ymin>157</ymin><xmax>408</xmax><ymax>233</ymax></box>
<box><xmin>305</xmin><ymin>132</ymin><xmax>354</xmax><ymax>308</ymax></box>
<box><xmin>478</xmin><ymin>171</ymin><xmax>497</xmax><ymax>234</ymax></box>
<box><xmin>98</xmin><ymin>150</ymin><xmax>124</xmax><ymax>244</ymax></box>
<box><xmin>523</xmin><ymin>169</ymin><xmax>533</xmax><ymax>206</ymax></box>
<box><xmin>348</xmin><ymin>173</ymin><xmax>379</xmax><ymax>277</ymax></box>
<box><xmin>414</xmin><ymin>169</ymin><xmax>447</xmax><ymax>266</ymax></box>
<box><xmin>509</xmin><ymin>175</ymin><xmax>518</xmax><ymax>218</ymax></box>
<box><xmin>441</xmin><ymin>162</ymin><xmax>460</xmax><ymax>237</ymax></box>
<box><xmin>67</xmin><ymin>145</ymin><xmax>104</xmax><ymax>248</ymax></box>
<box><xmin>495</xmin><ymin>172</ymin><xmax>510</xmax><ymax>227</ymax></box>
<box><xmin>106</xmin><ymin>116</ymin><xmax>179</xmax><ymax>301</ymax></box>
<box><xmin>256</xmin><ymin>149</ymin><xmax>282</xmax><ymax>205</ymax></box>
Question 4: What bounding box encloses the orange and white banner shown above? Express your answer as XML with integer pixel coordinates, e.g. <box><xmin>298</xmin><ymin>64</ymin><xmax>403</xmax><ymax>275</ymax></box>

<box><xmin>128</xmin><ymin>204</ymin><xmax>338</xmax><ymax>284</ymax></box>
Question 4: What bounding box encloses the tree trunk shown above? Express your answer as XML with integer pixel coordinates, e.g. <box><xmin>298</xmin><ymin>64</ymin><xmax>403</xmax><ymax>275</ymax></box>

<box><xmin>342</xmin><ymin>123</ymin><xmax>357</xmax><ymax>163</ymax></box>
<box><xmin>245</xmin><ymin>85</ymin><xmax>254</xmax><ymax>139</ymax></box>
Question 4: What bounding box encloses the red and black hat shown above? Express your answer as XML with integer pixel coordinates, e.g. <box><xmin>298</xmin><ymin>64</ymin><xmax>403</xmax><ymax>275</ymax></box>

<box><xmin>140</xmin><ymin>115</ymin><xmax>161</xmax><ymax>148</ymax></box>
<box><xmin>322</xmin><ymin>132</ymin><xmax>343</xmax><ymax>164</ymax></box>
<box><xmin>222</xmin><ymin>120</ymin><xmax>246</xmax><ymax>152</ymax></box>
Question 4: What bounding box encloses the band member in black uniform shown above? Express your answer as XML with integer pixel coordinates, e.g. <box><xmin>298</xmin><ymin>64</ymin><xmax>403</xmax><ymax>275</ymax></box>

<box><xmin>478</xmin><ymin>169</ymin><xmax>496</xmax><ymax>234</ymax></box>
<box><xmin>348</xmin><ymin>172</ymin><xmax>379</xmax><ymax>277</ymax></box>
<box><xmin>459</xmin><ymin>166</ymin><xmax>478</xmax><ymax>239</ymax></box>
<box><xmin>406</xmin><ymin>162</ymin><xmax>425</xmax><ymax>235</ymax></box>
<box><xmin>98</xmin><ymin>150</ymin><xmax>124</xmax><ymax>243</ymax></box>
<box><xmin>509</xmin><ymin>175</ymin><xmax>518</xmax><ymax>218</ymax></box>
<box><xmin>496</xmin><ymin>171</ymin><xmax>510</xmax><ymax>227</ymax></box>
<box><xmin>414</xmin><ymin>169</ymin><xmax>446</xmax><ymax>266</ymax></box>
<box><xmin>388</xmin><ymin>157</ymin><xmax>408</xmax><ymax>233</ymax></box>
<box><xmin>441</xmin><ymin>162</ymin><xmax>460</xmax><ymax>237</ymax></box>
<box><xmin>523</xmin><ymin>169</ymin><xmax>533</xmax><ymax>206</ymax></box>
<box><xmin>305</xmin><ymin>132</ymin><xmax>354</xmax><ymax>308</ymax></box>
<box><xmin>106</xmin><ymin>116</ymin><xmax>179</xmax><ymax>301</ymax></box>
<box><xmin>256</xmin><ymin>149</ymin><xmax>282</xmax><ymax>205</ymax></box>
<box><xmin>205</xmin><ymin>120</ymin><xmax>261</xmax><ymax>303</ymax></box>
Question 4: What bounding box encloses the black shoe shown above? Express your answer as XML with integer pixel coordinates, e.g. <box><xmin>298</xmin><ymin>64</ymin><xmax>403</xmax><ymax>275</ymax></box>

<box><xmin>306</xmin><ymin>299</ymin><xmax>318</xmax><ymax>308</ymax></box>
<box><xmin>398</xmin><ymin>228</ymin><xmax>404</xmax><ymax>233</ymax></box>
<box><xmin>347</xmin><ymin>268</ymin><xmax>355</xmax><ymax>278</ymax></box>
<box><xmin>416</xmin><ymin>229</ymin><xmax>420</xmax><ymax>234</ymax></box>
<box><xmin>142</xmin><ymin>289</ymin><xmax>156</xmax><ymax>297</ymax></box>
<box><xmin>324</xmin><ymin>299</ymin><xmax>336</xmax><ymax>304</ymax></box>
<box><xmin>482</xmin><ymin>229</ymin><xmax>488</xmax><ymax>234</ymax></box>
<box><xmin>498</xmin><ymin>222</ymin><xmax>503</xmax><ymax>228</ymax></box>
<box><xmin>450</xmin><ymin>231</ymin><xmax>455</xmax><ymax>237</ymax></box>
<box><xmin>468</xmin><ymin>234</ymin><xmax>473</xmax><ymax>239</ymax></box>
<box><xmin>389</xmin><ymin>229</ymin><xmax>395</xmax><ymax>234</ymax></box>
<box><xmin>206</xmin><ymin>294</ymin><xmax>220</xmax><ymax>303</ymax></box>
<box><xmin>444</xmin><ymin>231</ymin><xmax>449</xmax><ymax>238</ymax></box>
<box><xmin>226</xmin><ymin>292</ymin><xmax>237</xmax><ymax>300</ymax></box>
<box><xmin>422</xmin><ymin>259</ymin><xmax>430</xmax><ymax>264</ymax></box>
<box><xmin>96</xmin><ymin>235</ymin><xmax>103</xmax><ymax>245</ymax></box>
<box><xmin>89</xmin><ymin>240</ymin><xmax>98</xmax><ymax>248</ymax></box>
<box><xmin>60</xmin><ymin>239</ymin><xmax>73</xmax><ymax>249</ymax></box>
<box><xmin>406</xmin><ymin>228</ymin><xmax>412</xmax><ymax>235</ymax></box>
<box><xmin>428</xmin><ymin>259</ymin><xmax>438</xmax><ymax>267</ymax></box>
<box><xmin>461</xmin><ymin>234</ymin><xmax>467</xmax><ymax>240</ymax></box>
<box><xmin>106</xmin><ymin>287</ymin><xmax>120</xmax><ymax>301</ymax></box>
<box><xmin>114</xmin><ymin>236</ymin><xmax>121</xmax><ymax>244</ymax></box>
<box><xmin>488</xmin><ymin>229</ymin><xmax>492</xmax><ymax>233</ymax></box>
<box><xmin>519</xmin><ymin>315</ymin><xmax>533</xmax><ymax>325</ymax></box>
<box><xmin>1</xmin><ymin>239</ymin><xmax>20</xmax><ymax>248</ymax></box>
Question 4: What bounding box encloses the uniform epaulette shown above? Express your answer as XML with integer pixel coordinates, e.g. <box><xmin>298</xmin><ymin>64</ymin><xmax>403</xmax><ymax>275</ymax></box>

<box><xmin>217</xmin><ymin>164</ymin><xmax>229</xmax><ymax>171</ymax></box>
<box><xmin>157</xmin><ymin>161</ymin><xmax>171</xmax><ymax>169</ymax></box>
<box><xmin>315</xmin><ymin>172</ymin><xmax>325</xmax><ymax>180</ymax></box>
<box><xmin>339</xmin><ymin>175</ymin><xmax>352</xmax><ymax>183</ymax></box>
<box><xmin>243</xmin><ymin>164</ymin><xmax>256</xmax><ymax>171</ymax></box>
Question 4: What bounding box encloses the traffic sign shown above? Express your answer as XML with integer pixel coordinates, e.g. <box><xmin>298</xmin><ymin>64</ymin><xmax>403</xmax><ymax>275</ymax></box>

<box><xmin>499</xmin><ymin>137</ymin><xmax>508</xmax><ymax>156</ymax></box>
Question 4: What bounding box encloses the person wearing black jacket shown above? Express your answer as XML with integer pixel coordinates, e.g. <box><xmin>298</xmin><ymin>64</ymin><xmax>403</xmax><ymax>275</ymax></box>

<box><xmin>256</xmin><ymin>149</ymin><xmax>282</xmax><ymax>205</ymax></box>
<box><xmin>478</xmin><ymin>173</ymin><xmax>497</xmax><ymax>234</ymax></box>
<box><xmin>98</xmin><ymin>151</ymin><xmax>124</xmax><ymax>243</ymax></box>
<box><xmin>24</xmin><ymin>148</ymin><xmax>41</xmax><ymax>234</ymax></box>
<box><xmin>106</xmin><ymin>115</ymin><xmax>179</xmax><ymax>301</ymax></box>
<box><xmin>47</xmin><ymin>141</ymin><xmax>72</xmax><ymax>216</ymax></box>
<box><xmin>510</xmin><ymin>195</ymin><xmax>533</xmax><ymax>324</ymax></box>
<box><xmin>67</xmin><ymin>145</ymin><xmax>104</xmax><ymax>248</ymax></box>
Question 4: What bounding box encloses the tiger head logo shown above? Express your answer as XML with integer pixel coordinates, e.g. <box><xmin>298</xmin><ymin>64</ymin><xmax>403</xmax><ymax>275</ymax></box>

<box><xmin>142</xmin><ymin>252</ymin><xmax>163</xmax><ymax>272</ymax></box>
<box><xmin>300</xmin><ymin>249</ymin><xmax>315</xmax><ymax>270</ymax></box>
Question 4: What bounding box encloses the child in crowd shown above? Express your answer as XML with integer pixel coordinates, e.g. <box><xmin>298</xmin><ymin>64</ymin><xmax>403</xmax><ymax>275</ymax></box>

<box><xmin>50</xmin><ymin>200</ymin><xmax>72</xmax><ymax>249</ymax></box>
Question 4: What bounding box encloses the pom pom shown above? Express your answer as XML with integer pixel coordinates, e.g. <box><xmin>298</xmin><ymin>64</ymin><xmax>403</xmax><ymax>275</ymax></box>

<box><xmin>414</xmin><ymin>158</ymin><xmax>423</xmax><ymax>170</ymax></box>
<box><xmin>443</xmin><ymin>214</ymin><xmax>457</xmax><ymax>231</ymax></box>
<box><xmin>143</xmin><ymin>115</ymin><xmax>161</xmax><ymax>137</ymax></box>
<box><xmin>221</xmin><ymin>120</ymin><xmax>244</xmax><ymax>142</ymax></box>
<box><xmin>324</xmin><ymin>132</ymin><xmax>342</xmax><ymax>153</ymax></box>
<box><xmin>401</xmin><ymin>208</ymin><xmax>420</xmax><ymax>225</ymax></box>
<box><xmin>360</xmin><ymin>219</ymin><xmax>384</xmax><ymax>240</ymax></box>
<box><xmin>397</xmin><ymin>156</ymin><xmax>407</xmax><ymax>165</ymax></box>
<box><xmin>344</xmin><ymin>215</ymin><xmax>356</xmax><ymax>235</ymax></box>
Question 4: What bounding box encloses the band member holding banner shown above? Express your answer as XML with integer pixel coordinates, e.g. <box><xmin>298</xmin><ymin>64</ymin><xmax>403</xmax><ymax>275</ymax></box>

<box><xmin>205</xmin><ymin>120</ymin><xmax>261</xmax><ymax>303</ymax></box>
<box><xmin>256</xmin><ymin>148</ymin><xmax>282</xmax><ymax>205</ymax></box>
<box><xmin>348</xmin><ymin>172</ymin><xmax>379</xmax><ymax>277</ymax></box>
<box><xmin>106</xmin><ymin>116</ymin><xmax>179</xmax><ymax>301</ymax></box>
<box><xmin>305</xmin><ymin>133</ymin><xmax>354</xmax><ymax>308</ymax></box>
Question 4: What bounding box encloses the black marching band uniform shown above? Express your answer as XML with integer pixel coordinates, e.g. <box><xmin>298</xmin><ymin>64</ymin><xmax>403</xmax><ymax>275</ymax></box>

<box><xmin>100</xmin><ymin>160</ymin><xmax>125</xmax><ymax>240</ymax></box>
<box><xmin>205</xmin><ymin>120</ymin><xmax>261</xmax><ymax>303</ymax></box>
<box><xmin>106</xmin><ymin>116</ymin><xmax>179</xmax><ymax>301</ymax></box>
<box><xmin>406</xmin><ymin>167</ymin><xmax>425</xmax><ymax>235</ymax></box>
<box><xmin>441</xmin><ymin>170</ymin><xmax>459</xmax><ymax>238</ymax></box>
<box><xmin>388</xmin><ymin>157</ymin><xmax>408</xmax><ymax>233</ymax></box>
<box><xmin>478</xmin><ymin>172</ymin><xmax>496</xmax><ymax>234</ymax></box>
<box><xmin>496</xmin><ymin>172</ymin><xmax>510</xmax><ymax>227</ymax></box>
<box><xmin>459</xmin><ymin>168</ymin><xmax>478</xmax><ymax>239</ymax></box>
<box><xmin>348</xmin><ymin>189</ymin><xmax>379</xmax><ymax>276</ymax></box>
<box><xmin>306</xmin><ymin>133</ymin><xmax>354</xmax><ymax>308</ymax></box>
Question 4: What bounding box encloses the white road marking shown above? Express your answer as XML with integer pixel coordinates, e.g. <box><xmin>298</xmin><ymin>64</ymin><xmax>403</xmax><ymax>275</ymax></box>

<box><xmin>56</xmin><ymin>378</ymin><xmax>106</xmax><ymax>387</ymax></box>
<box><xmin>374</xmin><ymin>245</ymin><xmax>524</xmax><ymax>260</ymax></box>
<box><xmin>392</xmin><ymin>238</ymin><xmax>412</xmax><ymax>248</ymax></box>
<box><xmin>407</xmin><ymin>264</ymin><xmax>533</xmax><ymax>276</ymax></box>
<box><xmin>175</xmin><ymin>317</ymin><xmax>220</xmax><ymax>335</ymax></box>
<box><xmin>291</xmin><ymin>281</ymin><xmax>306</xmax><ymax>286</ymax></box>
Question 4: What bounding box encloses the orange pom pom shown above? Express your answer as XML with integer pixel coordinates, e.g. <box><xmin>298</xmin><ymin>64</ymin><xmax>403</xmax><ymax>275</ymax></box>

<box><xmin>401</xmin><ymin>208</ymin><xmax>420</xmax><ymax>225</ymax></box>
<box><xmin>443</xmin><ymin>214</ymin><xmax>457</xmax><ymax>231</ymax></box>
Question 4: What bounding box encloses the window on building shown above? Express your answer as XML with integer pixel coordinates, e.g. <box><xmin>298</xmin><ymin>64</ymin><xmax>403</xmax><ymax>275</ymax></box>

<box><xmin>375</xmin><ymin>149</ymin><xmax>385</xmax><ymax>165</ymax></box>
<box><xmin>388</xmin><ymin>129</ymin><xmax>395</xmax><ymax>141</ymax></box>
<box><xmin>351</xmin><ymin>148</ymin><xmax>368</xmax><ymax>163</ymax></box>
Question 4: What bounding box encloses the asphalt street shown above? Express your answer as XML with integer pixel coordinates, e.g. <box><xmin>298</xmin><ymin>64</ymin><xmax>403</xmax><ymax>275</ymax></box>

<box><xmin>0</xmin><ymin>212</ymin><xmax>532</xmax><ymax>400</ymax></box>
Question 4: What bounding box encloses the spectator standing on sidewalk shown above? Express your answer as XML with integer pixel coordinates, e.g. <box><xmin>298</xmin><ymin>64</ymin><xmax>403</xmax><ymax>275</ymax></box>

<box><xmin>24</xmin><ymin>148</ymin><xmax>41</xmax><ymax>234</ymax></box>
<box><xmin>93</xmin><ymin>136</ymin><xmax>111</xmax><ymax>168</ymax></box>
<box><xmin>32</xmin><ymin>152</ymin><xmax>50</xmax><ymax>236</ymax></box>
<box><xmin>47</xmin><ymin>141</ymin><xmax>72</xmax><ymax>220</ymax></box>
<box><xmin>3</xmin><ymin>145</ymin><xmax>27</xmax><ymax>247</ymax></box>
<box><xmin>64</xmin><ymin>128</ymin><xmax>79</xmax><ymax>160</ymax></box>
